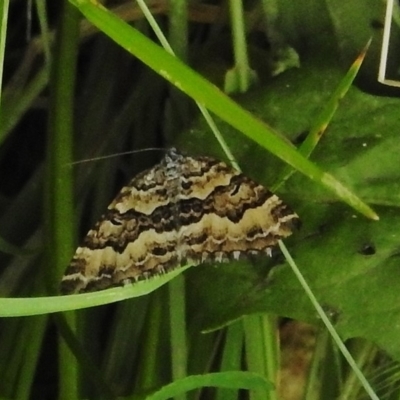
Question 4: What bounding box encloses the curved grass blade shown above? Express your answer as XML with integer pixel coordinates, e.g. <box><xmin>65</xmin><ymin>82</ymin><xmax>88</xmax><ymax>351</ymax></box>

<box><xmin>0</xmin><ymin>266</ymin><xmax>191</xmax><ymax>317</ymax></box>
<box><xmin>146</xmin><ymin>371</ymin><xmax>272</xmax><ymax>400</ymax></box>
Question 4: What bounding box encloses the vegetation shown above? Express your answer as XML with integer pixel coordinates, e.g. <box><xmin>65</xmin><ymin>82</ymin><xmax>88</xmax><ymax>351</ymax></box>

<box><xmin>0</xmin><ymin>1</ymin><xmax>399</xmax><ymax>399</ymax></box>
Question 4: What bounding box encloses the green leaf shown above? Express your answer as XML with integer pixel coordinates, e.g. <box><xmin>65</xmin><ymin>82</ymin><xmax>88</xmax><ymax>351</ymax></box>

<box><xmin>145</xmin><ymin>372</ymin><xmax>273</xmax><ymax>400</ymax></box>
<box><xmin>0</xmin><ymin>266</ymin><xmax>191</xmax><ymax>317</ymax></box>
<box><xmin>183</xmin><ymin>56</ymin><xmax>400</xmax><ymax>363</ymax></box>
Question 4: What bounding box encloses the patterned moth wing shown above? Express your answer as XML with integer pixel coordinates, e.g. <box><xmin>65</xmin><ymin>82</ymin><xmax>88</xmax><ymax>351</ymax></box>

<box><xmin>61</xmin><ymin>148</ymin><xmax>299</xmax><ymax>294</ymax></box>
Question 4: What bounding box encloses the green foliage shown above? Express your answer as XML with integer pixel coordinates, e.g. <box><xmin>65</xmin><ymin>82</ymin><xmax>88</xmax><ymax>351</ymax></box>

<box><xmin>0</xmin><ymin>0</ymin><xmax>399</xmax><ymax>399</ymax></box>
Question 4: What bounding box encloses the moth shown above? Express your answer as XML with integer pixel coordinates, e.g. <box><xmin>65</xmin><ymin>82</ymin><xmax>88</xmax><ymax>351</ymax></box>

<box><xmin>61</xmin><ymin>148</ymin><xmax>299</xmax><ymax>294</ymax></box>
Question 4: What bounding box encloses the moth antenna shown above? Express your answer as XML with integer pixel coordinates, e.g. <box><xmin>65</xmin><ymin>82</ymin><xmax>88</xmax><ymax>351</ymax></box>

<box><xmin>69</xmin><ymin>148</ymin><xmax>166</xmax><ymax>166</ymax></box>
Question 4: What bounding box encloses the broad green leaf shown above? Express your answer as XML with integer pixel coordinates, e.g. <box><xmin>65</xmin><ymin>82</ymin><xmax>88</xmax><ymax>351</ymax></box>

<box><xmin>184</xmin><ymin>57</ymin><xmax>400</xmax><ymax>362</ymax></box>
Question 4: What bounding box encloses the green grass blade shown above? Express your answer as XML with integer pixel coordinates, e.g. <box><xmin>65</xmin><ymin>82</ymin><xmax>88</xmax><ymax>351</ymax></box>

<box><xmin>278</xmin><ymin>240</ymin><xmax>379</xmax><ymax>400</ymax></box>
<box><xmin>224</xmin><ymin>0</ymin><xmax>257</xmax><ymax>93</ymax></box>
<box><xmin>274</xmin><ymin>40</ymin><xmax>372</xmax><ymax>189</ymax></box>
<box><xmin>45</xmin><ymin>3</ymin><xmax>81</xmax><ymax>398</ymax></box>
<box><xmin>0</xmin><ymin>266</ymin><xmax>191</xmax><ymax>317</ymax></box>
<box><xmin>243</xmin><ymin>315</ymin><xmax>278</xmax><ymax>400</ymax></box>
<box><xmin>301</xmin><ymin>41</ymin><xmax>371</xmax><ymax>158</ymax></box>
<box><xmin>0</xmin><ymin>0</ymin><xmax>9</xmax><ymax>97</ymax></box>
<box><xmin>168</xmin><ymin>275</ymin><xmax>188</xmax><ymax>400</ymax></box>
<box><xmin>0</xmin><ymin>236</ymin><xmax>37</xmax><ymax>256</ymax></box>
<box><xmin>216</xmin><ymin>322</ymin><xmax>243</xmax><ymax>400</ymax></box>
<box><xmin>145</xmin><ymin>371</ymin><xmax>273</xmax><ymax>400</ymax></box>
<box><xmin>14</xmin><ymin>316</ymin><xmax>47</xmax><ymax>400</ymax></box>
<box><xmin>0</xmin><ymin>67</ymin><xmax>49</xmax><ymax>145</ymax></box>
